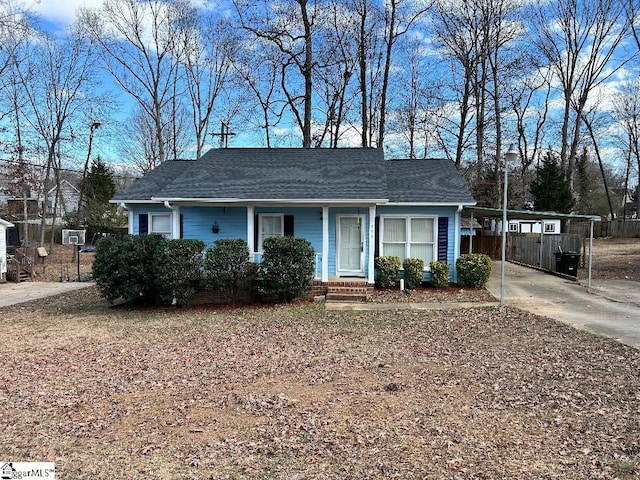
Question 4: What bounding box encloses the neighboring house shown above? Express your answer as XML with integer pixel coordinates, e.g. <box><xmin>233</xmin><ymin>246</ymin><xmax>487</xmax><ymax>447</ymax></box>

<box><xmin>507</xmin><ymin>219</ymin><xmax>561</xmax><ymax>235</ymax></box>
<box><xmin>0</xmin><ymin>218</ymin><xmax>14</xmax><ymax>282</ymax></box>
<box><xmin>46</xmin><ymin>179</ymin><xmax>80</xmax><ymax>217</ymax></box>
<box><xmin>461</xmin><ymin>217</ymin><xmax>482</xmax><ymax>237</ymax></box>
<box><xmin>112</xmin><ymin>148</ymin><xmax>476</xmax><ymax>284</ymax></box>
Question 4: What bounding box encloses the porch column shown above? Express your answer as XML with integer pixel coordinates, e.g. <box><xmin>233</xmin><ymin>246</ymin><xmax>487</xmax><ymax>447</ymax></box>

<box><xmin>368</xmin><ymin>205</ymin><xmax>376</xmax><ymax>284</ymax></box>
<box><xmin>247</xmin><ymin>206</ymin><xmax>254</xmax><ymax>256</ymax></box>
<box><xmin>127</xmin><ymin>207</ymin><xmax>134</xmax><ymax>235</ymax></box>
<box><xmin>469</xmin><ymin>211</ymin><xmax>474</xmax><ymax>254</ymax></box>
<box><xmin>322</xmin><ymin>205</ymin><xmax>329</xmax><ymax>282</ymax></box>
<box><xmin>172</xmin><ymin>206</ymin><xmax>180</xmax><ymax>239</ymax></box>
<box><xmin>454</xmin><ymin>205</ymin><xmax>462</xmax><ymax>283</ymax></box>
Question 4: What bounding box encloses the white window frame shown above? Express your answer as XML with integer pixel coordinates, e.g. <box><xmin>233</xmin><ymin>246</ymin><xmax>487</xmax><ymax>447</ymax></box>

<box><xmin>149</xmin><ymin>212</ymin><xmax>172</xmax><ymax>237</ymax></box>
<box><xmin>544</xmin><ymin>222</ymin><xmax>556</xmax><ymax>233</ymax></box>
<box><xmin>379</xmin><ymin>215</ymin><xmax>437</xmax><ymax>271</ymax></box>
<box><xmin>509</xmin><ymin>222</ymin><xmax>519</xmax><ymax>232</ymax></box>
<box><xmin>258</xmin><ymin>213</ymin><xmax>283</xmax><ymax>252</ymax></box>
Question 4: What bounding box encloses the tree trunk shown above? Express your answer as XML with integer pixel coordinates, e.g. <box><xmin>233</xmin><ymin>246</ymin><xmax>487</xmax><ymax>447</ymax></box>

<box><xmin>378</xmin><ymin>0</ymin><xmax>396</xmax><ymax>148</ymax></box>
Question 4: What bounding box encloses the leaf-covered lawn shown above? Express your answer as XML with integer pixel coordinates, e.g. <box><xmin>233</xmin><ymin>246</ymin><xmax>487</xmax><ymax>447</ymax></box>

<box><xmin>1</xmin><ymin>288</ymin><xmax>639</xmax><ymax>479</ymax></box>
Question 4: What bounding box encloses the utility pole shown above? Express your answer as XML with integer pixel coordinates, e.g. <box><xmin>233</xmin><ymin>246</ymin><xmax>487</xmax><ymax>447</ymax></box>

<box><xmin>209</xmin><ymin>121</ymin><xmax>236</xmax><ymax>148</ymax></box>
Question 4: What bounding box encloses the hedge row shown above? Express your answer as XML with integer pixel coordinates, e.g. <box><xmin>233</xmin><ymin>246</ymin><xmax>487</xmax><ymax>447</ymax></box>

<box><xmin>92</xmin><ymin>235</ymin><xmax>315</xmax><ymax>307</ymax></box>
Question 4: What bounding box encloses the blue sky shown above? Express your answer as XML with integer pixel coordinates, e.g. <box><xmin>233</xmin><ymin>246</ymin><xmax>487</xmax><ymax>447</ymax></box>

<box><xmin>14</xmin><ymin>0</ymin><xmax>639</xmax><ymax>181</ymax></box>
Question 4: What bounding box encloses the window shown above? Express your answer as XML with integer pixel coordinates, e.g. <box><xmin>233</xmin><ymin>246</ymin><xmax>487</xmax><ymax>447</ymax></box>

<box><xmin>259</xmin><ymin>214</ymin><xmax>283</xmax><ymax>251</ymax></box>
<box><xmin>380</xmin><ymin>216</ymin><xmax>435</xmax><ymax>268</ymax></box>
<box><xmin>544</xmin><ymin>222</ymin><xmax>556</xmax><ymax>233</ymax></box>
<box><xmin>150</xmin><ymin>213</ymin><xmax>171</xmax><ymax>237</ymax></box>
<box><xmin>509</xmin><ymin>223</ymin><xmax>519</xmax><ymax>232</ymax></box>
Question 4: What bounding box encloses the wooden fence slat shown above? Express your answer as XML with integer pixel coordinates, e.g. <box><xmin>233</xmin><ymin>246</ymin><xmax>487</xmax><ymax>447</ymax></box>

<box><xmin>509</xmin><ymin>234</ymin><xmax>582</xmax><ymax>271</ymax></box>
<box><xmin>462</xmin><ymin>233</ymin><xmax>583</xmax><ymax>271</ymax></box>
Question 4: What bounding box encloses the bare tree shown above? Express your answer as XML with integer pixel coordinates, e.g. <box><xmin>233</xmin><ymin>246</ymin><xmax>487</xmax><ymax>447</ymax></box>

<box><xmin>377</xmin><ymin>0</ymin><xmax>430</xmax><ymax>148</ymax></box>
<box><xmin>233</xmin><ymin>0</ymin><xmax>316</xmax><ymax>148</ymax></box>
<box><xmin>347</xmin><ymin>0</ymin><xmax>386</xmax><ymax>147</ymax></box>
<box><xmin>80</xmin><ymin>0</ymin><xmax>186</xmax><ymax>164</ymax></box>
<box><xmin>615</xmin><ymin>77</ymin><xmax>640</xmax><ymax>218</ymax></box>
<box><xmin>177</xmin><ymin>7</ymin><xmax>237</xmax><ymax>158</ymax></box>
<box><xmin>431</xmin><ymin>0</ymin><xmax>483</xmax><ymax>168</ymax></box>
<box><xmin>506</xmin><ymin>67</ymin><xmax>552</xmax><ymax>204</ymax></box>
<box><xmin>15</xmin><ymin>28</ymin><xmax>99</xmax><ymax>249</ymax></box>
<box><xmin>580</xmin><ymin>107</ymin><xmax>616</xmax><ymax>218</ymax></box>
<box><xmin>312</xmin><ymin>2</ymin><xmax>358</xmax><ymax>147</ymax></box>
<box><xmin>531</xmin><ymin>0</ymin><xmax>632</xmax><ymax>189</ymax></box>
<box><xmin>231</xmin><ymin>40</ymin><xmax>286</xmax><ymax>148</ymax></box>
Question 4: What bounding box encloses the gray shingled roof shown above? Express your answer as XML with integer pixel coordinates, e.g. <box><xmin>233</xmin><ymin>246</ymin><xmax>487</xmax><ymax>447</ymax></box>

<box><xmin>112</xmin><ymin>159</ymin><xmax>196</xmax><ymax>201</ymax></box>
<box><xmin>385</xmin><ymin>159</ymin><xmax>475</xmax><ymax>204</ymax></box>
<box><xmin>113</xmin><ymin>149</ymin><xmax>475</xmax><ymax>205</ymax></box>
<box><xmin>158</xmin><ymin>148</ymin><xmax>386</xmax><ymax>200</ymax></box>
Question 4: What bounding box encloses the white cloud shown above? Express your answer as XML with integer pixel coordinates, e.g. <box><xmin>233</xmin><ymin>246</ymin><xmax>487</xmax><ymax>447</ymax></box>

<box><xmin>28</xmin><ymin>0</ymin><xmax>105</xmax><ymax>26</ymax></box>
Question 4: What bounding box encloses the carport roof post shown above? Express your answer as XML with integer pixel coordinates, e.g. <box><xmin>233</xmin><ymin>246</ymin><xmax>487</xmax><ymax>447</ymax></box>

<box><xmin>462</xmin><ymin>207</ymin><xmax>601</xmax><ymax>288</ymax></box>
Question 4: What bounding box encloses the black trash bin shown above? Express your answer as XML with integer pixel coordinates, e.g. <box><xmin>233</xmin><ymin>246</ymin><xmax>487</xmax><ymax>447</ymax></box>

<box><xmin>554</xmin><ymin>251</ymin><xmax>580</xmax><ymax>276</ymax></box>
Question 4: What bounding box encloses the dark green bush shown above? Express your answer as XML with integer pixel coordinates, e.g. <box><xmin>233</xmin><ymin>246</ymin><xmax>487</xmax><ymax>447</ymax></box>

<box><xmin>402</xmin><ymin>257</ymin><xmax>424</xmax><ymax>288</ymax></box>
<box><xmin>429</xmin><ymin>260</ymin><xmax>450</xmax><ymax>288</ymax></box>
<box><xmin>92</xmin><ymin>234</ymin><xmax>204</xmax><ymax>306</ymax></box>
<box><xmin>203</xmin><ymin>238</ymin><xmax>252</xmax><ymax>303</ymax></box>
<box><xmin>156</xmin><ymin>239</ymin><xmax>205</xmax><ymax>306</ymax></box>
<box><xmin>375</xmin><ymin>256</ymin><xmax>401</xmax><ymax>288</ymax></box>
<box><xmin>456</xmin><ymin>253</ymin><xmax>492</xmax><ymax>287</ymax></box>
<box><xmin>259</xmin><ymin>236</ymin><xmax>315</xmax><ymax>303</ymax></box>
<box><xmin>93</xmin><ymin>234</ymin><xmax>165</xmax><ymax>305</ymax></box>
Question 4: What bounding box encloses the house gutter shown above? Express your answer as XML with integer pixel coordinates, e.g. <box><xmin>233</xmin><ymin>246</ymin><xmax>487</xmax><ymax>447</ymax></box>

<box><xmin>151</xmin><ymin>197</ymin><xmax>389</xmax><ymax>205</ymax></box>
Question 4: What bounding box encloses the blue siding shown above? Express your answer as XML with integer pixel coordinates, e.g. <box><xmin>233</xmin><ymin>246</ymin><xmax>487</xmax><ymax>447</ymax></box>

<box><xmin>128</xmin><ymin>203</ymin><xmax>461</xmax><ymax>282</ymax></box>
<box><xmin>181</xmin><ymin>206</ymin><xmax>246</xmax><ymax>250</ymax></box>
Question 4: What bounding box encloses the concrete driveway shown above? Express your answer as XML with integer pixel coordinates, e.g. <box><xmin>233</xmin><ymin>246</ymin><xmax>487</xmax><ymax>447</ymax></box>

<box><xmin>0</xmin><ymin>281</ymin><xmax>94</xmax><ymax>308</ymax></box>
<box><xmin>486</xmin><ymin>262</ymin><xmax>640</xmax><ymax>350</ymax></box>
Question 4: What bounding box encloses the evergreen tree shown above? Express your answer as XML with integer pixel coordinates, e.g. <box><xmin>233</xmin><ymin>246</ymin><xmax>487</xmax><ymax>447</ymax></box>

<box><xmin>79</xmin><ymin>157</ymin><xmax>123</xmax><ymax>232</ymax></box>
<box><xmin>530</xmin><ymin>152</ymin><xmax>575</xmax><ymax>213</ymax></box>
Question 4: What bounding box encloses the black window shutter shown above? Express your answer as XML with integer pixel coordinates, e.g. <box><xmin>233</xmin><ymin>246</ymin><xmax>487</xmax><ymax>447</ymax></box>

<box><xmin>179</xmin><ymin>214</ymin><xmax>183</xmax><ymax>239</ymax></box>
<box><xmin>438</xmin><ymin>217</ymin><xmax>448</xmax><ymax>262</ymax></box>
<box><xmin>374</xmin><ymin>217</ymin><xmax>380</xmax><ymax>258</ymax></box>
<box><xmin>254</xmin><ymin>215</ymin><xmax>259</xmax><ymax>252</ymax></box>
<box><xmin>139</xmin><ymin>214</ymin><xmax>148</xmax><ymax>234</ymax></box>
<box><xmin>284</xmin><ymin>215</ymin><xmax>294</xmax><ymax>236</ymax></box>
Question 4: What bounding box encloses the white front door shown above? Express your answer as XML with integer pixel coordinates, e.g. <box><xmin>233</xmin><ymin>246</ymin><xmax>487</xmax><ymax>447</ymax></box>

<box><xmin>337</xmin><ymin>216</ymin><xmax>364</xmax><ymax>275</ymax></box>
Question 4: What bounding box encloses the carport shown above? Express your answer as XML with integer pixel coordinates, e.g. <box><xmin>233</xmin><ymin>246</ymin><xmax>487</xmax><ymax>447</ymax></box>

<box><xmin>462</xmin><ymin>207</ymin><xmax>601</xmax><ymax>288</ymax></box>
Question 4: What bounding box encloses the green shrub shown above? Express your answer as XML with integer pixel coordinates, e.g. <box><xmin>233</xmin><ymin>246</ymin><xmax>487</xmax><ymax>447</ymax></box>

<box><xmin>203</xmin><ymin>239</ymin><xmax>252</xmax><ymax>303</ymax></box>
<box><xmin>92</xmin><ymin>234</ymin><xmax>204</xmax><ymax>306</ymax></box>
<box><xmin>456</xmin><ymin>253</ymin><xmax>492</xmax><ymax>287</ymax></box>
<box><xmin>156</xmin><ymin>239</ymin><xmax>205</xmax><ymax>306</ymax></box>
<box><xmin>429</xmin><ymin>260</ymin><xmax>450</xmax><ymax>288</ymax></box>
<box><xmin>259</xmin><ymin>236</ymin><xmax>315</xmax><ymax>303</ymax></box>
<box><xmin>375</xmin><ymin>256</ymin><xmax>401</xmax><ymax>288</ymax></box>
<box><xmin>93</xmin><ymin>234</ymin><xmax>165</xmax><ymax>305</ymax></box>
<box><xmin>402</xmin><ymin>257</ymin><xmax>424</xmax><ymax>288</ymax></box>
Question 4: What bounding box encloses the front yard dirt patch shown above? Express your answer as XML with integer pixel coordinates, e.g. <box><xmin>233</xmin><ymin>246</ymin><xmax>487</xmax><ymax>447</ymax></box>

<box><xmin>579</xmin><ymin>237</ymin><xmax>640</xmax><ymax>282</ymax></box>
<box><xmin>1</xmin><ymin>290</ymin><xmax>638</xmax><ymax>479</ymax></box>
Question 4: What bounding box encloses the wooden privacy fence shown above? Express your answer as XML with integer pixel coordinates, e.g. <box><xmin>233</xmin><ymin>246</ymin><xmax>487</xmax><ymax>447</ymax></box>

<box><xmin>509</xmin><ymin>234</ymin><xmax>583</xmax><ymax>271</ymax></box>
<box><xmin>462</xmin><ymin>233</ymin><xmax>584</xmax><ymax>271</ymax></box>
<box><xmin>569</xmin><ymin>220</ymin><xmax>640</xmax><ymax>238</ymax></box>
<box><xmin>461</xmin><ymin>236</ymin><xmax>502</xmax><ymax>259</ymax></box>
